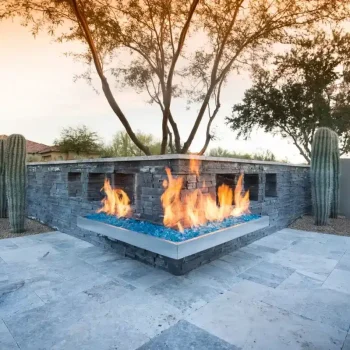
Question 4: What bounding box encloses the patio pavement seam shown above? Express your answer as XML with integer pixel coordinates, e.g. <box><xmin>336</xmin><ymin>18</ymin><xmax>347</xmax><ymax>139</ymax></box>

<box><xmin>1</xmin><ymin>318</ymin><xmax>21</xmax><ymax>349</ymax></box>
<box><xmin>321</xmin><ymin>249</ymin><xmax>349</xmax><ymax>288</ymax></box>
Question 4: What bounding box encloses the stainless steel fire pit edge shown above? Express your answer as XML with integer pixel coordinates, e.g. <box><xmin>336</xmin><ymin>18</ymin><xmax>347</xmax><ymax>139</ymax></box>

<box><xmin>77</xmin><ymin>216</ymin><xmax>270</xmax><ymax>260</ymax></box>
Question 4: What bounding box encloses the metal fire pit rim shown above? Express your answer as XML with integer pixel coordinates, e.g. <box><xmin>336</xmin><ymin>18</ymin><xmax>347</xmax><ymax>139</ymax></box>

<box><xmin>77</xmin><ymin>215</ymin><xmax>269</xmax><ymax>259</ymax></box>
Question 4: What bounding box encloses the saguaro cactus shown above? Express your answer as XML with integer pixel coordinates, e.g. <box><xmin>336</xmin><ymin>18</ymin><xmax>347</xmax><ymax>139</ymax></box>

<box><xmin>0</xmin><ymin>139</ymin><xmax>7</xmax><ymax>218</ymax></box>
<box><xmin>5</xmin><ymin>134</ymin><xmax>26</xmax><ymax>233</ymax></box>
<box><xmin>330</xmin><ymin>131</ymin><xmax>340</xmax><ymax>219</ymax></box>
<box><xmin>310</xmin><ymin>127</ymin><xmax>334</xmax><ymax>226</ymax></box>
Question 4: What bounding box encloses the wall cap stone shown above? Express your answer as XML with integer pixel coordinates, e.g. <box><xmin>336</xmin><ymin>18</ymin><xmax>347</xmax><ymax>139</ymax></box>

<box><xmin>27</xmin><ymin>154</ymin><xmax>310</xmax><ymax>168</ymax></box>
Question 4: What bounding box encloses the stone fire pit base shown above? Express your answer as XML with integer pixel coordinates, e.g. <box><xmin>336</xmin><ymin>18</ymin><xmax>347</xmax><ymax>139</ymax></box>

<box><xmin>78</xmin><ymin>216</ymin><xmax>270</xmax><ymax>275</ymax></box>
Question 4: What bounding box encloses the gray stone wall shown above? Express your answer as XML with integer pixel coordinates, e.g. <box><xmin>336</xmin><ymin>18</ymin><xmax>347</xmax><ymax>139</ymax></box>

<box><xmin>106</xmin><ymin>225</ymin><xmax>277</xmax><ymax>275</ymax></box>
<box><xmin>26</xmin><ymin>155</ymin><xmax>311</xmax><ymax>249</ymax></box>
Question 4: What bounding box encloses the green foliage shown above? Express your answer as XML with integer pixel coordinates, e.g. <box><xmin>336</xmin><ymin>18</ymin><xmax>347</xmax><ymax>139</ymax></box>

<box><xmin>5</xmin><ymin>134</ymin><xmax>26</xmax><ymax>233</ymax></box>
<box><xmin>54</xmin><ymin>125</ymin><xmax>102</xmax><ymax>155</ymax></box>
<box><xmin>26</xmin><ymin>154</ymin><xmax>43</xmax><ymax>163</ymax></box>
<box><xmin>310</xmin><ymin>128</ymin><xmax>335</xmax><ymax>226</ymax></box>
<box><xmin>227</xmin><ymin>31</ymin><xmax>350</xmax><ymax>164</ymax></box>
<box><xmin>0</xmin><ymin>140</ymin><xmax>7</xmax><ymax>218</ymax></box>
<box><xmin>101</xmin><ymin>131</ymin><xmax>166</xmax><ymax>157</ymax></box>
<box><xmin>330</xmin><ymin>131</ymin><xmax>341</xmax><ymax>219</ymax></box>
<box><xmin>208</xmin><ymin>147</ymin><xmax>278</xmax><ymax>162</ymax></box>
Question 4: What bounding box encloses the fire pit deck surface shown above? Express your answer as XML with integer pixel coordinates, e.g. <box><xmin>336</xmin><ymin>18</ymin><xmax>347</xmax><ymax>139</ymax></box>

<box><xmin>85</xmin><ymin>213</ymin><xmax>261</xmax><ymax>242</ymax></box>
<box><xmin>78</xmin><ymin>215</ymin><xmax>269</xmax><ymax>259</ymax></box>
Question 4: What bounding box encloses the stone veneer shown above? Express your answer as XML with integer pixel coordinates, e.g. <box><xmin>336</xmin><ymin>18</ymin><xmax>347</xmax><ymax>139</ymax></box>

<box><xmin>27</xmin><ymin>155</ymin><xmax>311</xmax><ymax>274</ymax></box>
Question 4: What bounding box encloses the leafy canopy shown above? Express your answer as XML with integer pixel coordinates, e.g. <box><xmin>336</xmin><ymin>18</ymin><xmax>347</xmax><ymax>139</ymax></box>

<box><xmin>101</xmin><ymin>131</ymin><xmax>164</xmax><ymax>157</ymax></box>
<box><xmin>54</xmin><ymin>125</ymin><xmax>102</xmax><ymax>154</ymax></box>
<box><xmin>226</xmin><ymin>30</ymin><xmax>350</xmax><ymax>163</ymax></box>
<box><xmin>208</xmin><ymin>147</ymin><xmax>278</xmax><ymax>162</ymax></box>
<box><xmin>2</xmin><ymin>1</ymin><xmax>350</xmax><ymax>155</ymax></box>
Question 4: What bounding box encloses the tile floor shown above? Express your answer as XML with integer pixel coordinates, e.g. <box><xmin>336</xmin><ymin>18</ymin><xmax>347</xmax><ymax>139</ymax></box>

<box><xmin>0</xmin><ymin>228</ymin><xmax>350</xmax><ymax>349</ymax></box>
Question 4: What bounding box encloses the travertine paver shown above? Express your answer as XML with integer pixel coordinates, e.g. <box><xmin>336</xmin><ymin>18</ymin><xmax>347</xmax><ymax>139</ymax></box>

<box><xmin>261</xmin><ymin>286</ymin><xmax>350</xmax><ymax>331</ymax></box>
<box><xmin>343</xmin><ymin>333</ymin><xmax>350</xmax><ymax>350</ymax></box>
<box><xmin>0</xmin><ymin>319</ymin><xmax>19</xmax><ymax>349</ymax></box>
<box><xmin>187</xmin><ymin>289</ymin><xmax>347</xmax><ymax>350</ymax></box>
<box><xmin>0</xmin><ymin>228</ymin><xmax>349</xmax><ymax>350</ymax></box>
<box><xmin>337</xmin><ymin>253</ymin><xmax>350</xmax><ymax>272</ymax></box>
<box><xmin>238</xmin><ymin>261</ymin><xmax>294</xmax><ymax>287</ymax></box>
<box><xmin>138</xmin><ymin>320</ymin><xmax>238</xmax><ymax>350</ymax></box>
<box><xmin>323</xmin><ymin>268</ymin><xmax>350</xmax><ymax>295</ymax></box>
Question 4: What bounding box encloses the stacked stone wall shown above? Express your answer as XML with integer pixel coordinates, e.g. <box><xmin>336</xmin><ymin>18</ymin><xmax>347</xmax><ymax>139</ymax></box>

<box><xmin>26</xmin><ymin>156</ymin><xmax>311</xmax><ymax>255</ymax></box>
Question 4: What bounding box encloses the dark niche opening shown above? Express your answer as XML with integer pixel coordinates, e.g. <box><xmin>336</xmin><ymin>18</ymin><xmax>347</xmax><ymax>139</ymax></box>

<box><xmin>68</xmin><ymin>172</ymin><xmax>82</xmax><ymax>197</ymax></box>
<box><xmin>112</xmin><ymin>173</ymin><xmax>135</xmax><ymax>204</ymax></box>
<box><xmin>265</xmin><ymin>173</ymin><xmax>277</xmax><ymax>197</ymax></box>
<box><xmin>244</xmin><ymin>174</ymin><xmax>259</xmax><ymax>201</ymax></box>
<box><xmin>87</xmin><ymin>173</ymin><xmax>108</xmax><ymax>201</ymax></box>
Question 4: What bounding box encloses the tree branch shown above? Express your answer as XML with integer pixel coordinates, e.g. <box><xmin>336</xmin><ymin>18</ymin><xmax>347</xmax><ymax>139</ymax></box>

<box><xmin>70</xmin><ymin>0</ymin><xmax>150</xmax><ymax>155</ymax></box>
<box><xmin>181</xmin><ymin>0</ymin><xmax>244</xmax><ymax>154</ymax></box>
<box><xmin>198</xmin><ymin>78</ymin><xmax>224</xmax><ymax>155</ymax></box>
<box><xmin>278</xmin><ymin>123</ymin><xmax>311</xmax><ymax>163</ymax></box>
<box><xmin>160</xmin><ymin>0</ymin><xmax>200</xmax><ymax>154</ymax></box>
<box><xmin>167</xmin><ymin>126</ymin><xmax>174</xmax><ymax>153</ymax></box>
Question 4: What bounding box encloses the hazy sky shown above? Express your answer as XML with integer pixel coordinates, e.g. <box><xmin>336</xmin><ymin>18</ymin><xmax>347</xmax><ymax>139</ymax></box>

<box><xmin>1</xmin><ymin>18</ymin><xmax>307</xmax><ymax>163</ymax></box>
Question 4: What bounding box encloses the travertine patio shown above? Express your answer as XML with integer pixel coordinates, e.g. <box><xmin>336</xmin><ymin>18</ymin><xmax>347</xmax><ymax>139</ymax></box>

<box><xmin>1</xmin><ymin>228</ymin><xmax>350</xmax><ymax>350</ymax></box>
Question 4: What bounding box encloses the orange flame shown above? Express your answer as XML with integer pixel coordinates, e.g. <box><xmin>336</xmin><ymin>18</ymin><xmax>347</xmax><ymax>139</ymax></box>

<box><xmin>190</xmin><ymin>157</ymin><xmax>200</xmax><ymax>177</ymax></box>
<box><xmin>97</xmin><ymin>160</ymin><xmax>250</xmax><ymax>231</ymax></box>
<box><xmin>97</xmin><ymin>178</ymin><xmax>132</xmax><ymax>218</ymax></box>
<box><xmin>161</xmin><ymin>164</ymin><xmax>250</xmax><ymax>232</ymax></box>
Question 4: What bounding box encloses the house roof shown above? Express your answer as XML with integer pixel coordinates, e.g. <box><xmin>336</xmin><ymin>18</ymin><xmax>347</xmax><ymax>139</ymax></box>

<box><xmin>39</xmin><ymin>146</ymin><xmax>61</xmax><ymax>154</ymax></box>
<box><xmin>0</xmin><ymin>135</ymin><xmax>50</xmax><ymax>154</ymax></box>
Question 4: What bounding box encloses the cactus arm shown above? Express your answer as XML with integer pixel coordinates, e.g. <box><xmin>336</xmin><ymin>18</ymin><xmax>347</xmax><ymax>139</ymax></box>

<box><xmin>0</xmin><ymin>139</ymin><xmax>7</xmax><ymax>218</ymax></box>
<box><xmin>310</xmin><ymin>127</ymin><xmax>334</xmax><ymax>226</ymax></box>
<box><xmin>5</xmin><ymin>134</ymin><xmax>26</xmax><ymax>233</ymax></box>
<box><xmin>330</xmin><ymin>131</ymin><xmax>340</xmax><ymax>219</ymax></box>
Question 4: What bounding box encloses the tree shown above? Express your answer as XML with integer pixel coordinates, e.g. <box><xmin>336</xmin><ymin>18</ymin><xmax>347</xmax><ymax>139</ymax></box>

<box><xmin>54</xmin><ymin>125</ymin><xmax>102</xmax><ymax>154</ymax></box>
<box><xmin>208</xmin><ymin>147</ymin><xmax>277</xmax><ymax>161</ymax></box>
<box><xmin>2</xmin><ymin>1</ymin><xmax>350</xmax><ymax>155</ymax></box>
<box><xmin>101</xmin><ymin>131</ymin><xmax>163</xmax><ymax>157</ymax></box>
<box><xmin>227</xmin><ymin>31</ymin><xmax>350</xmax><ymax>163</ymax></box>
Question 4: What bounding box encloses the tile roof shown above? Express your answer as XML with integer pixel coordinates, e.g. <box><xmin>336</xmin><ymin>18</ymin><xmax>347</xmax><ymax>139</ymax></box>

<box><xmin>0</xmin><ymin>135</ymin><xmax>50</xmax><ymax>154</ymax></box>
<box><xmin>39</xmin><ymin>146</ymin><xmax>61</xmax><ymax>154</ymax></box>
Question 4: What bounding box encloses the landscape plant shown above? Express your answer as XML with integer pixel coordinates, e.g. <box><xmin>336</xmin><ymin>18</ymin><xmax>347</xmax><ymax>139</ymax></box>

<box><xmin>101</xmin><ymin>131</ymin><xmax>162</xmax><ymax>157</ymax></box>
<box><xmin>5</xmin><ymin>134</ymin><xmax>27</xmax><ymax>233</ymax></box>
<box><xmin>227</xmin><ymin>31</ymin><xmax>350</xmax><ymax>163</ymax></box>
<box><xmin>310</xmin><ymin>127</ymin><xmax>336</xmax><ymax>225</ymax></box>
<box><xmin>330</xmin><ymin>131</ymin><xmax>340</xmax><ymax>218</ymax></box>
<box><xmin>0</xmin><ymin>139</ymin><xmax>7</xmax><ymax>218</ymax></box>
<box><xmin>54</xmin><ymin>125</ymin><xmax>102</xmax><ymax>155</ymax></box>
<box><xmin>207</xmin><ymin>147</ymin><xmax>281</xmax><ymax>162</ymax></box>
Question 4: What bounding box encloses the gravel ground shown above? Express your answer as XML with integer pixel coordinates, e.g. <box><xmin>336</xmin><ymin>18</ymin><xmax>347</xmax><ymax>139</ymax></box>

<box><xmin>290</xmin><ymin>215</ymin><xmax>350</xmax><ymax>237</ymax></box>
<box><xmin>0</xmin><ymin>218</ymin><xmax>54</xmax><ymax>239</ymax></box>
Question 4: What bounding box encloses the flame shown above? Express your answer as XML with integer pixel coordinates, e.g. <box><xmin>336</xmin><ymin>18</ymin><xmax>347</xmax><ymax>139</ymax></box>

<box><xmin>161</xmin><ymin>168</ymin><xmax>184</xmax><ymax>231</ymax></box>
<box><xmin>161</xmin><ymin>164</ymin><xmax>250</xmax><ymax>232</ymax></box>
<box><xmin>97</xmin><ymin>178</ymin><xmax>132</xmax><ymax>218</ymax></box>
<box><xmin>231</xmin><ymin>175</ymin><xmax>250</xmax><ymax>216</ymax></box>
<box><xmin>190</xmin><ymin>157</ymin><xmax>200</xmax><ymax>177</ymax></box>
<box><xmin>97</xmin><ymin>160</ymin><xmax>250</xmax><ymax>232</ymax></box>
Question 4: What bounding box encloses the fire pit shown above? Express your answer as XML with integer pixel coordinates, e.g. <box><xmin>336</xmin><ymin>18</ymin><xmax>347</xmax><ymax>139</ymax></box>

<box><xmin>78</xmin><ymin>214</ymin><xmax>268</xmax><ymax>275</ymax></box>
<box><xmin>26</xmin><ymin>154</ymin><xmax>311</xmax><ymax>275</ymax></box>
<box><xmin>77</xmin><ymin>158</ymin><xmax>270</xmax><ymax>275</ymax></box>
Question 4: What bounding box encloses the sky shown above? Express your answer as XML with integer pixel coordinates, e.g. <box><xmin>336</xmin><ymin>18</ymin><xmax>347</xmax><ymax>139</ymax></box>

<box><xmin>1</xmin><ymin>18</ymin><xmax>307</xmax><ymax>164</ymax></box>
